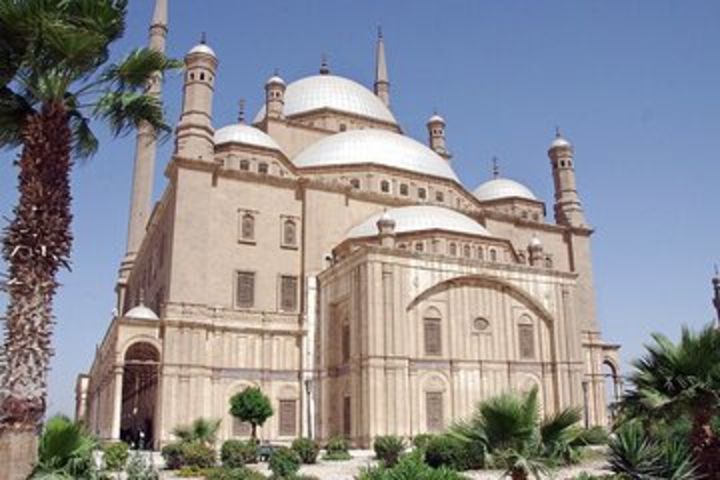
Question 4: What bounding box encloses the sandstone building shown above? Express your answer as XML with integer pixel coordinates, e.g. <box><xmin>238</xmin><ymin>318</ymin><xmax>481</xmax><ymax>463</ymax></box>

<box><xmin>75</xmin><ymin>0</ymin><xmax>620</xmax><ymax>449</ymax></box>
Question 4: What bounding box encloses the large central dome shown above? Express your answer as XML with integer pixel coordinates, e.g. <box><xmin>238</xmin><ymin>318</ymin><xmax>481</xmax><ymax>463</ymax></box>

<box><xmin>293</xmin><ymin>129</ymin><xmax>459</xmax><ymax>181</ymax></box>
<box><xmin>254</xmin><ymin>75</ymin><xmax>397</xmax><ymax>124</ymax></box>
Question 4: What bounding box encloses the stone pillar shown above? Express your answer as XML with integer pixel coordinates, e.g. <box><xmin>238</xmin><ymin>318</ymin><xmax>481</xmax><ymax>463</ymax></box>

<box><xmin>111</xmin><ymin>366</ymin><xmax>124</xmax><ymax>440</ymax></box>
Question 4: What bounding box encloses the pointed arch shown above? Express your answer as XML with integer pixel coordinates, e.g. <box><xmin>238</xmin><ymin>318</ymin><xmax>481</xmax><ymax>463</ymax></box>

<box><xmin>406</xmin><ymin>274</ymin><xmax>555</xmax><ymax>326</ymax></box>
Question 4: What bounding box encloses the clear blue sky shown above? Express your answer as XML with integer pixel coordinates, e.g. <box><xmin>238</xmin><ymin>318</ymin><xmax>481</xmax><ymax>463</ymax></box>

<box><xmin>1</xmin><ymin>1</ymin><xmax>719</xmax><ymax>416</ymax></box>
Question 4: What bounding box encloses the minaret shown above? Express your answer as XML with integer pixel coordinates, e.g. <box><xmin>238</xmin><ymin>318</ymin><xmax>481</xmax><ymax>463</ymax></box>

<box><xmin>548</xmin><ymin>128</ymin><xmax>587</xmax><ymax>227</ymax></box>
<box><xmin>175</xmin><ymin>34</ymin><xmax>218</xmax><ymax>161</ymax></box>
<box><xmin>374</xmin><ymin>27</ymin><xmax>390</xmax><ymax>107</ymax></box>
<box><xmin>427</xmin><ymin>112</ymin><xmax>450</xmax><ymax>159</ymax></box>
<box><xmin>119</xmin><ymin>0</ymin><xmax>168</xmax><ymax>283</ymax></box>
<box><xmin>712</xmin><ymin>266</ymin><xmax>720</xmax><ymax>328</ymax></box>
<box><xmin>265</xmin><ymin>72</ymin><xmax>286</xmax><ymax>119</ymax></box>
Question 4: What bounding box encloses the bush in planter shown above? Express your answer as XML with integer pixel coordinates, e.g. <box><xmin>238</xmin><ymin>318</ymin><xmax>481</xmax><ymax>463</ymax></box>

<box><xmin>103</xmin><ymin>441</ymin><xmax>130</xmax><ymax>471</ymax></box>
<box><xmin>322</xmin><ymin>436</ymin><xmax>352</xmax><ymax>461</ymax></box>
<box><xmin>373</xmin><ymin>435</ymin><xmax>406</xmax><ymax>467</ymax></box>
<box><xmin>269</xmin><ymin>446</ymin><xmax>301</xmax><ymax>477</ymax></box>
<box><xmin>182</xmin><ymin>442</ymin><xmax>217</xmax><ymax>469</ymax></box>
<box><xmin>424</xmin><ymin>435</ymin><xmax>468</xmax><ymax>470</ymax></box>
<box><xmin>204</xmin><ymin>466</ymin><xmax>267</xmax><ymax>480</ymax></box>
<box><xmin>125</xmin><ymin>451</ymin><xmax>159</xmax><ymax>480</ymax></box>
<box><xmin>291</xmin><ymin>438</ymin><xmax>320</xmax><ymax>464</ymax></box>
<box><xmin>161</xmin><ymin>442</ymin><xmax>186</xmax><ymax>470</ymax></box>
<box><xmin>412</xmin><ymin>433</ymin><xmax>435</xmax><ymax>451</ymax></box>
<box><xmin>221</xmin><ymin>439</ymin><xmax>258</xmax><ymax>468</ymax></box>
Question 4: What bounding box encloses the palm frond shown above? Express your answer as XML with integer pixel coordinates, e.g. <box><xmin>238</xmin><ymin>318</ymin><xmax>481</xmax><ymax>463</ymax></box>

<box><xmin>93</xmin><ymin>91</ymin><xmax>170</xmax><ymax>137</ymax></box>
<box><xmin>103</xmin><ymin>48</ymin><xmax>182</xmax><ymax>91</ymax></box>
<box><xmin>0</xmin><ymin>86</ymin><xmax>34</xmax><ymax>148</ymax></box>
<box><xmin>68</xmin><ymin>110</ymin><xmax>98</xmax><ymax>159</ymax></box>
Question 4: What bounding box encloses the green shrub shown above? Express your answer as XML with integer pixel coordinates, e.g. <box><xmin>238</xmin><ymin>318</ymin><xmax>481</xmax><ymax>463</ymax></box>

<box><xmin>325</xmin><ymin>436</ymin><xmax>349</xmax><ymax>454</ymax></box>
<box><xmin>268</xmin><ymin>446</ymin><xmax>301</xmax><ymax>477</ymax></box>
<box><xmin>424</xmin><ymin>435</ymin><xmax>468</xmax><ymax>471</ymax></box>
<box><xmin>204</xmin><ymin>466</ymin><xmax>267</xmax><ymax>480</ymax></box>
<box><xmin>221</xmin><ymin>439</ymin><xmax>258</xmax><ymax>468</ymax></box>
<box><xmin>373</xmin><ymin>435</ymin><xmax>406</xmax><ymax>467</ymax></box>
<box><xmin>161</xmin><ymin>442</ymin><xmax>186</xmax><ymax>470</ymax></box>
<box><xmin>125</xmin><ymin>451</ymin><xmax>159</xmax><ymax>480</ymax></box>
<box><xmin>322</xmin><ymin>450</ymin><xmax>352</xmax><ymax>461</ymax></box>
<box><xmin>358</xmin><ymin>451</ymin><xmax>468</xmax><ymax>480</ymax></box>
<box><xmin>291</xmin><ymin>438</ymin><xmax>320</xmax><ymax>464</ymax></box>
<box><xmin>103</xmin><ymin>441</ymin><xmax>130</xmax><ymax>471</ymax></box>
<box><xmin>412</xmin><ymin>433</ymin><xmax>436</xmax><ymax>450</ymax></box>
<box><xmin>182</xmin><ymin>442</ymin><xmax>217</xmax><ymax>468</ymax></box>
<box><xmin>176</xmin><ymin>466</ymin><xmax>205</xmax><ymax>478</ymax></box>
<box><xmin>577</xmin><ymin>426</ymin><xmax>610</xmax><ymax>446</ymax></box>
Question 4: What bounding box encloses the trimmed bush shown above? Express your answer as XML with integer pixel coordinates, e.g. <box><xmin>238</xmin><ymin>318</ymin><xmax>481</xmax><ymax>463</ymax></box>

<box><xmin>325</xmin><ymin>436</ymin><xmax>349</xmax><ymax>454</ymax></box>
<box><xmin>103</xmin><ymin>441</ymin><xmax>130</xmax><ymax>471</ymax></box>
<box><xmin>358</xmin><ymin>451</ymin><xmax>468</xmax><ymax>480</ymax></box>
<box><xmin>204</xmin><ymin>466</ymin><xmax>267</xmax><ymax>480</ymax></box>
<box><xmin>269</xmin><ymin>446</ymin><xmax>301</xmax><ymax>478</ymax></box>
<box><xmin>424</xmin><ymin>435</ymin><xmax>467</xmax><ymax>470</ymax></box>
<box><xmin>373</xmin><ymin>435</ymin><xmax>406</xmax><ymax>467</ymax></box>
<box><xmin>182</xmin><ymin>442</ymin><xmax>217</xmax><ymax>468</ymax></box>
<box><xmin>221</xmin><ymin>439</ymin><xmax>258</xmax><ymax>468</ymax></box>
<box><xmin>161</xmin><ymin>442</ymin><xmax>186</xmax><ymax>470</ymax></box>
<box><xmin>291</xmin><ymin>438</ymin><xmax>320</xmax><ymax>464</ymax></box>
<box><xmin>126</xmin><ymin>451</ymin><xmax>159</xmax><ymax>480</ymax></box>
<box><xmin>412</xmin><ymin>433</ymin><xmax>435</xmax><ymax>451</ymax></box>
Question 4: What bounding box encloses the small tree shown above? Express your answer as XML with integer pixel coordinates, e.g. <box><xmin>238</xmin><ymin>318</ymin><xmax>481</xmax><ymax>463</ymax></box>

<box><xmin>229</xmin><ymin>387</ymin><xmax>273</xmax><ymax>442</ymax></box>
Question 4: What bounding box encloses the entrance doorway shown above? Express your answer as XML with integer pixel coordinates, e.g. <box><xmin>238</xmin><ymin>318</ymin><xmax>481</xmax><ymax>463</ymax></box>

<box><xmin>120</xmin><ymin>342</ymin><xmax>160</xmax><ymax>449</ymax></box>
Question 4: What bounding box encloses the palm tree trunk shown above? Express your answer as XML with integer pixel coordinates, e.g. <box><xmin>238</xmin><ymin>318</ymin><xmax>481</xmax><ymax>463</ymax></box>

<box><xmin>0</xmin><ymin>103</ymin><xmax>73</xmax><ymax>478</ymax></box>
<box><xmin>690</xmin><ymin>397</ymin><xmax>720</xmax><ymax>479</ymax></box>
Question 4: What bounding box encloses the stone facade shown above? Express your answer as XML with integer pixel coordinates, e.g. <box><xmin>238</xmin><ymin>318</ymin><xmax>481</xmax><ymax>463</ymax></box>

<box><xmin>76</xmin><ymin>1</ymin><xmax>619</xmax><ymax>449</ymax></box>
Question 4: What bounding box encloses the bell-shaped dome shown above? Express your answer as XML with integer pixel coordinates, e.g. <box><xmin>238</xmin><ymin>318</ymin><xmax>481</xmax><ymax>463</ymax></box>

<box><xmin>188</xmin><ymin>43</ymin><xmax>215</xmax><ymax>57</ymax></box>
<box><xmin>473</xmin><ymin>178</ymin><xmax>537</xmax><ymax>202</ymax></box>
<box><xmin>124</xmin><ymin>304</ymin><xmax>159</xmax><ymax>321</ymax></box>
<box><xmin>254</xmin><ymin>74</ymin><xmax>397</xmax><ymax>124</ymax></box>
<box><xmin>293</xmin><ymin>129</ymin><xmax>458</xmax><ymax>181</ymax></box>
<box><xmin>214</xmin><ymin>124</ymin><xmax>283</xmax><ymax>152</ymax></box>
<box><xmin>347</xmin><ymin>205</ymin><xmax>492</xmax><ymax>239</ymax></box>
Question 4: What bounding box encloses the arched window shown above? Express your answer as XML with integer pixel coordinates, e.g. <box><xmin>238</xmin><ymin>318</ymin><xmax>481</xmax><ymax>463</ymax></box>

<box><xmin>239</xmin><ymin>159</ymin><xmax>250</xmax><ymax>171</ymax></box>
<box><xmin>518</xmin><ymin>317</ymin><xmax>535</xmax><ymax>360</ymax></box>
<box><xmin>350</xmin><ymin>178</ymin><xmax>360</xmax><ymax>189</ymax></box>
<box><xmin>418</xmin><ymin>187</ymin><xmax>427</xmax><ymax>200</ymax></box>
<box><xmin>400</xmin><ymin>184</ymin><xmax>409</xmax><ymax>196</ymax></box>
<box><xmin>380</xmin><ymin>180</ymin><xmax>390</xmax><ymax>193</ymax></box>
<box><xmin>448</xmin><ymin>243</ymin><xmax>457</xmax><ymax>256</ymax></box>
<box><xmin>423</xmin><ymin>307</ymin><xmax>442</xmax><ymax>356</ymax></box>
<box><xmin>258</xmin><ymin>162</ymin><xmax>269</xmax><ymax>174</ymax></box>
<box><xmin>415</xmin><ymin>242</ymin><xmax>424</xmax><ymax>252</ymax></box>
<box><xmin>339</xmin><ymin>123</ymin><xmax>347</xmax><ymax>132</ymax></box>
<box><xmin>283</xmin><ymin>219</ymin><xmax>297</xmax><ymax>247</ymax></box>
<box><xmin>240</xmin><ymin>213</ymin><xmax>254</xmax><ymax>241</ymax></box>
<box><xmin>477</xmin><ymin>247</ymin><xmax>484</xmax><ymax>260</ymax></box>
<box><xmin>489</xmin><ymin>249</ymin><xmax>497</xmax><ymax>262</ymax></box>
<box><xmin>463</xmin><ymin>245</ymin><xmax>471</xmax><ymax>258</ymax></box>
<box><xmin>435</xmin><ymin>191</ymin><xmax>444</xmax><ymax>202</ymax></box>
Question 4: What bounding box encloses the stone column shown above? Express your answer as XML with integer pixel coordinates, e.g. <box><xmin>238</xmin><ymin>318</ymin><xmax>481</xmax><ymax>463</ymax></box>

<box><xmin>111</xmin><ymin>366</ymin><xmax>124</xmax><ymax>440</ymax></box>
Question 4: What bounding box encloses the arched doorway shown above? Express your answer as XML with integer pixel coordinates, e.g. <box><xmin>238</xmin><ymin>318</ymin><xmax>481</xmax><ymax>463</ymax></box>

<box><xmin>120</xmin><ymin>342</ymin><xmax>160</xmax><ymax>449</ymax></box>
<box><xmin>602</xmin><ymin>359</ymin><xmax>621</xmax><ymax>424</ymax></box>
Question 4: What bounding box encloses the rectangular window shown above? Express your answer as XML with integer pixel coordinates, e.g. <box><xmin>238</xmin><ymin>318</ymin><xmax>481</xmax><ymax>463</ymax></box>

<box><xmin>519</xmin><ymin>324</ymin><xmax>535</xmax><ymax>359</ymax></box>
<box><xmin>424</xmin><ymin>319</ymin><xmax>442</xmax><ymax>355</ymax></box>
<box><xmin>280</xmin><ymin>275</ymin><xmax>298</xmax><ymax>311</ymax></box>
<box><xmin>236</xmin><ymin>271</ymin><xmax>255</xmax><ymax>308</ymax></box>
<box><xmin>232</xmin><ymin>417</ymin><xmax>251</xmax><ymax>437</ymax></box>
<box><xmin>343</xmin><ymin>396</ymin><xmax>352</xmax><ymax>437</ymax></box>
<box><xmin>426</xmin><ymin>392</ymin><xmax>444</xmax><ymax>432</ymax></box>
<box><xmin>279</xmin><ymin>400</ymin><xmax>297</xmax><ymax>436</ymax></box>
<box><xmin>342</xmin><ymin>324</ymin><xmax>351</xmax><ymax>363</ymax></box>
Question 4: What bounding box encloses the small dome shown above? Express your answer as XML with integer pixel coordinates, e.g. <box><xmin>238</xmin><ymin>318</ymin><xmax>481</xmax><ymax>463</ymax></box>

<box><xmin>293</xmin><ymin>129</ymin><xmax>458</xmax><ymax>181</ymax></box>
<box><xmin>188</xmin><ymin>43</ymin><xmax>216</xmax><ymax>57</ymax></box>
<box><xmin>529</xmin><ymin>235</ymin><xmax>543</xmax><ymax>250</ymax></box>
<box><xmin>254</xmin><ymin>74</ymin><xmax>397</xmax><ymax>124</ymax></box>
<box><xmin>125</xmin><ymin>305</ymin><xmax>159</xmax><ymax>321</ymax></box>
<box><xmin>214</xmin><ymin>124</ymin><xmax>284</xmax><ymax>152</ymax></box>
<box><xmin>473</xmin><ymin>178</ymin><xmax>537</xmax><ymax>202</ymax></box>
<box><xmin>550</xmin><ymin>135</ymin><xmax>572</xmax><ymax>149</ymax></box>
<box><xmin>427</xmin><ymin>114</ymin><xmax>445</xmax><ymax>124</ymax></box>
<box><xmin>348</xmin><ymin>205</ymin><xmax>492</xmax><ymax>239</ymax></box>
<box><xmin>266</xmin><ymin>74</ymin><xmax>286</xmax><ymax>87</ymax></box>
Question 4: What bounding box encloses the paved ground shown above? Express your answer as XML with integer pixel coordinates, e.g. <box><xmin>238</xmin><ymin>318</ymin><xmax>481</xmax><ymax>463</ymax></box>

<box><xmin>159</xmin><ymin>450</ymin><xmax>609</xmax><ymax>479</ymax></box>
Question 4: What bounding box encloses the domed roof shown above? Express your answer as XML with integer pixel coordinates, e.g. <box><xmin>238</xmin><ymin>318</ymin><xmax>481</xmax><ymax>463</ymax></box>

<box><xmin>347</xmin><ymin>205</ymin><xmax>492</xmax><ymax>239</ymax></box>
<box><xmin>550</xmin><ymin>135</ymin><xmax>572</xmax><ymax>149</ymax></box>
<box><xmin>253</xmin><ymin>74</ymin><xmax>397</xmax><ymax>124</ymax></box>
<box><xmin>473</xmin><ymin>178</ymin><xmax>537</xmax><ymax>202</ymax></box>
<box><xmin>188</xmin><ymin>43</ymin><xmax>215</xmax><ymax>57</ymax></box>
<box><xmin>266</xmin><ymin>74</ymin><xmax>286</xmax><ymax>87</ymax></box>
<box><xmin>124</xmin><ymin>304</ymin><xmax>159</xmax><ymax>321</ymax></box>
<box><xmin>427</xmin><ymin>113</ymin><xmax>445</xmax><ymax>124</ymax></box>
<box><xmin>293</xmin><ymin>129</ymin><xmax>458</xmax><ymax>181</ymax></box>
<box><xmin>214</xmin><ymin>124</ymin><xmax>283</xmax><ymax>152</ymax></box>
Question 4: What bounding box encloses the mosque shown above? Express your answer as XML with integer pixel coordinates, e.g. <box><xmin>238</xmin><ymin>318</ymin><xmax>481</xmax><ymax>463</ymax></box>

<box><xmin>75</xmin><ymin>0</ymin><xmax>620</xmax><ymax>449</ymax></box>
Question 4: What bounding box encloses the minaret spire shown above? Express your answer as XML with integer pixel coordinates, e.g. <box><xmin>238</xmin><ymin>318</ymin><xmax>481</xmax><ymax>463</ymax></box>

<box><xmin>492</xmin><ymin>156</ymin><xmax>500</xmax><ymax>178</ymax></box>
<box><xmin>118</xmin><ymin>0</ymin><xmax>169</xmax><ymax>311</ymax></box>
<box><xmin>374</xmin><ymin>26</ymin><xmax>390</xmax><ymax>107</ymax></box>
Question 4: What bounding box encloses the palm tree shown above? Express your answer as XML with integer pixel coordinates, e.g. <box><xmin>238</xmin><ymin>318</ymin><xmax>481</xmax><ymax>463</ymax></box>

<box><xmin>31</xmin><ymin>415</ymin><xmax>99</xmax><ymax>479</ymax></box>
<box><xmin>620</xmin><ymin>324</ymin><xmax>720</xmax><ymax>478</ymax></box>
<box><xmin>172</xmin><ymin>418</ymin><xmax>222</xmax><ymax>447</ymax></box>
<box><xmin>451</xmin><ymin>387</ymin><xmax>593</xmax><ymax>480</ymax></box>
<box><xmin>0</xmin><ymin>0</ymin><xmax>178</xmax><ymax>474</ymax></box>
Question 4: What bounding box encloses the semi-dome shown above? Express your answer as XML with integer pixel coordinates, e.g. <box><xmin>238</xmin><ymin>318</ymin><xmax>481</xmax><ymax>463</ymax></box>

<box><xmin>473</xmin><ymin>178</ymin><xmax>537</xmax><ymax>202</ymax></box>
<box><xmin>254</xmin><ymin>74</ymin><xmax>397</xmax><ymax>124</ymax></box>
<box><xmin>292</xmin><ymin>129</ymin><xmax>459</xmax><ymax>181</ymax></box>
<box><xmin>214</xmin><ymin>124</ymin><xmax>283</xmax><ymax>152</ymax></box>
<box><xmin>347</xmin><ymin>205</ymin><xmax>492</xmax><ymax>239</ymax></box>
<box><xmin>124</xmin><ymin>304</ymin><xmax>159</xmax><ymax>321</ymax></box>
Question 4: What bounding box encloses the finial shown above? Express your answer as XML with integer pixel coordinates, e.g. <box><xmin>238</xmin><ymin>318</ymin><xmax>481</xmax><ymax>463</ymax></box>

<box><xmin>200</xmin><ymin>32</ymin><xmax>207</xmax><ymax>44</ymax></box>
<box><xmin>555</xmin><ymin>125</ymin><xmax>562</xmax><ymax>138</ymax></box>
<box><xmin>714</xmin><ymin>264</ymin><xmax>719</xmax><ymax>277</ymax></box>
<box><xmin>138</xmin><ymin>289</ymin><xmax>145</xmax><ymax>306</ymax></box>
<box><xmin>378</xmin><ymin>25</ymin><xmax>383</xmax><ymax>39</ymax></box>
<box><xmin>238</xmin><ymin>99</ymin><xmax>246</xmax><ymax>123</ymax></box>
<box><xmin>273</xmin><ymin>68</ymin><xmax>279</xmax><ymax>76</ymax></box>
<box><xmin>320</xmin><ymin>53</ymin><xmax>330</xmax><ymax>75</ymax></box>
<box><xmin>492</xmin><ymin>156</ymin><xmax>500</xmax><ymax>179</ymax></box>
